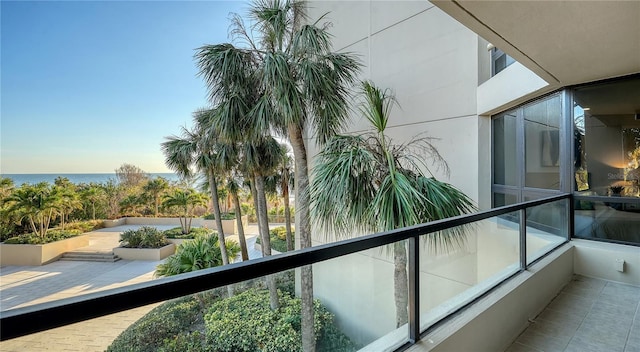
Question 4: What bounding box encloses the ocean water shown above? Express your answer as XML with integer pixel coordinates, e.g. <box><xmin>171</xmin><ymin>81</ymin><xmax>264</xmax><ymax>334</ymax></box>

<box><xmin>2</xmin><ymin>173</ymin><xmax>180</xmax><ymax>186</ymax></box>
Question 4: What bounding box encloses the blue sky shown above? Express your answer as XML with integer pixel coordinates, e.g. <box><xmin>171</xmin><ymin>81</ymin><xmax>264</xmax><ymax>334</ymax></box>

<box><xmin>1</xmin><ymin>0</ymin><xmax>245</xmax><ymax>174</ymax></box>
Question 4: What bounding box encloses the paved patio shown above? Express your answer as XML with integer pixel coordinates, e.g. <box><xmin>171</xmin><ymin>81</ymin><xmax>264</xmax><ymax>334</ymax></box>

<box><xmin>0</xmin><ymin>224</ymin><xmax>263</xmax><ymax>352</ymax></box>
<box><xmin>506</xmin><ymin>275</ymin><xmax>640</xmax><ymax>352</ymax></box>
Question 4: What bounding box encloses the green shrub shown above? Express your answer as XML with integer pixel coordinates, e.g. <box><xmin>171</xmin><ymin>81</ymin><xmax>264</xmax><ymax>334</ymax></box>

<box><xmin>108</xmin><ymin>277</ymin><xmax>354</xmax><ymax>352</ymax></box>
<box><xmin>163</xmin><ymin>227</ymin><xmax>212</xmax><ymax>239</ymax></box>
<box><xmin>256</xmin><ymin>226</ymin><xmax>294</xmax><ymax>252</ymax></box>
<box><xmin>107</xmin><ymin>297</ymin><xmax>202</xmax><ymax>352</ymax></box>
<box><xmin>3</xmin><ymin>229</ymin><xmax>82</xmax><ymax>244</ymax></box>
<box><xmin>203</xmin><ymin>212</ymin><xmax>236</xmax><ymax>220</ymax></box>
<box><xmin>205</xmin><ymin>289</ymin><xmax>355</xmax><ymax>352</ymax></box>
<box><xmin>119</xmin><ymin>226</ymin><xmax>168</xmax><ymax>248</ymax></box>
<box><xmin>62</xmin><ymin>220</ymin><xmax>104</xmax><ymax>232</ymax></box>
<box><xmin>155</xmin><ymin>235</ymin><xmax>240</xmax><ymax>277</ymax></box>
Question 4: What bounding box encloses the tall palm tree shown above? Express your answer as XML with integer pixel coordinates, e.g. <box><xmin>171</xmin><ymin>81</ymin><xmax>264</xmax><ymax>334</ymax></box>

<box><xmin>162</xmin><ymin>109</ymin><xmax>233</xmax><ymax>267</ymax></box>
<box><xmin>310</xmin><ymin>81</ymin><xmax>476</xmax><ymax>327</ymax></box>
<box><xmin>195</xmin><ymin>2</ymin><xmax>360</xmax><ymax>349</ymax></box>
<box><xmin>6</xmin><ymin>182</ymin><xmax>60</xmax><ymax>239</ymax></box>
<box><xmin>161</xmin><ymin>189</ymin><xmax>208</xmax><ymax>234</ymax></box>
<box><xmin>143</xmin><ymin>177</ymin><xmax>170</xmax><ymax>217</ymax></box>
<box><xmin>225</xmin><ymin>175</ymin><xmax>249</xmax><ymax>261</ymax></box>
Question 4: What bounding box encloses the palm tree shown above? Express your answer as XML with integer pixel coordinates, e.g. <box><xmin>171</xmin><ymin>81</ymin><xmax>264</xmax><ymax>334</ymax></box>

<box><xmin>53</xmin><ymin>184</ymin><xmax>81</xmax><ymax>230</ymax></box>
<box><xmin>143</xmin><ymin>177</ymin><xmax>170</xmax><ymax>217</ymax></box>
<box><xmin>161</xmin><ymin>189</ymin><xmax>208</xmax><ymax>234</ymax></box>
<box><xmin>80</xmin><ymin>183</ymin><xmax>106</xmax><ymax>220</ymax></box>
<box><xmin>195</xmin><ymin>3</ymin><xmax>360</xmax><ymax>348</ymax></box>
<box><xmin>6</xmin><ymin>182</ymin><xmax>60</xmax><ymax>239</ymax></box>
<box><xmin>310</xmin><ymin>81</ymin><xmax>476</xmax><ymax>327</ymax></box>
<box><xmin>162</xmin><ymin>109</ymin><xmax>233</xmax><ymax>267</ymax></box>
<box><xmin>225</xmin><ymin>175</ymin><xmax>250</xmax><ymax>261</ymax></box>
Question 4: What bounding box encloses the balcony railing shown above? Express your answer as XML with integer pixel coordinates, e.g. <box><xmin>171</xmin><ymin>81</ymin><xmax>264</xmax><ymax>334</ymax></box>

<box><xmin>1</xmin><ymin>194</ymin><xmax>572</xmax><ymax>351</ymax></box>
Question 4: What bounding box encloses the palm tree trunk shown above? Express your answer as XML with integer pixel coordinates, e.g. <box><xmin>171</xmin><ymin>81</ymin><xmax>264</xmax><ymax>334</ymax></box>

<box><xmin>91</xmin><ymin>202</ymin><xmax>96</xmax><ymax>220</ymax></box>
<box><xmin>232</xmin><ymin>192</ymin><xmax>249</xmax><ymax>261</ymax></box>
<box><xmin>255</xmin><ymin>175</ymin><xmax>279</xmax><ymax>310</ymax></box>
<box><xmin>289</xmin><ymin>124</ymin><xmax>315</xmax><ymax>352</ymax></box>
<box><xmin>394</xmin><ymin>242</ymin><xmax>409</xmax><ymax>327</ymax></box>
<box><xmin>209</xmin><ymin>172</ymin><xmax>229</xmax><ymax>266</ymax></box>
<box><xmin>283</xmin><ymin>177</ymin><xmax>293</xmax><ymax>251</ymax></box>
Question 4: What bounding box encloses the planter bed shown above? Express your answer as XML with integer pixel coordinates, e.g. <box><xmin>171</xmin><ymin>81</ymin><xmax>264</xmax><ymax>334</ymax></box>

<box><xmin>0</xmin><ymin>234</ymin><xmax>90</xmax><ymax>266</ymax></box>
<box><xmin>113</xmin><ymin>244</ymin><xmax>176</xmax><ymax>261</ymax></box>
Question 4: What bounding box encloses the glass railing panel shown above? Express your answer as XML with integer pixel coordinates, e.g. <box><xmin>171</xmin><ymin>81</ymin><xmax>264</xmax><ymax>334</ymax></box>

<box><xmin>526</xmin><ymin>199</ymin><xmax>568</xmax><ymax>264</ymax></box>
<box><xmin>418</xmin><ymin>212</ymin><xmax>521</xmax><ymax>332</ymax></box>
<box><xmin>574</xmin><ymin>197</ymin><xmax>640</xmax><ymax>245</ymax></box>
<box><xmin>311</xmin><ymin>240</ymin><xmax>408</xmax><ymax>352</ymax></box>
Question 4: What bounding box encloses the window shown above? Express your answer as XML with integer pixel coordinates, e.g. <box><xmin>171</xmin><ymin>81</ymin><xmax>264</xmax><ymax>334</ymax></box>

<box><xmin>491</xmin><ymin>48</ymin><xmax>515</xmax><ymax>76</ymax></box>
<box><xmin>492</xmin><ymin>92</ymin><xmax>567</xmax><ymax>207</ymax></box>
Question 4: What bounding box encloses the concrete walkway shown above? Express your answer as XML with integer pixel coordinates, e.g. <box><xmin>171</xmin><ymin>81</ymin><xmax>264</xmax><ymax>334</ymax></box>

<box><xmin>0</xmin><ymin>224</ymin><xmax>264</xmax><ymax>352</ymax></box>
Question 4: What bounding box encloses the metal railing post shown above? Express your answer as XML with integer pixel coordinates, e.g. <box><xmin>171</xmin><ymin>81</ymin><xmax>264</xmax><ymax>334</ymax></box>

<box><xmin>519</xmin><ymin>208</ymin><xmax>527</xmax><ymax>270</ymax></box>
<box><xmin>408</xmin><ymin>236</ymin><xmax>420</xmax><ymax>343</ymax></box>
<box><xmin>567</xmin><ymin>196</ymin><xmax>574</xmax><ymax>241</ymax></box>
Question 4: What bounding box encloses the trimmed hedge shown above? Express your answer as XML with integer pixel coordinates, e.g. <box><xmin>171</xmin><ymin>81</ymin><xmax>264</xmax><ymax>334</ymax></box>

<box><xmin>2</xmin><ymin>220</ymin><xmax>103</xmax><ymax>244</ymax></box>
<box><xmin>163</xmin><ymin>227</ymin><xmax>212</xmax><ymax>239</ymax></box>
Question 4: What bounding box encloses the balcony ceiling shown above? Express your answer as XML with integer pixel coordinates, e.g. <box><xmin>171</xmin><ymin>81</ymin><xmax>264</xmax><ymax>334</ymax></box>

<box><xmin>432</xmin><ymin>0</ymin><xmax>640</xmax><ymax>86</ymax></box>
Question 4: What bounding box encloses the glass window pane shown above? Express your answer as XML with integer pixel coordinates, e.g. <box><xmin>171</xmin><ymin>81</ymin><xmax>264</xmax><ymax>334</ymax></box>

<box><xmin>524</xmin><ymin>95</ymin><xmax>562</xmax><ymax>189</ymax></box>
<box><xmin>573</xmin><ymin>76</ymin><xmax>640</xmax><ymax>196</ymax></box>
<box><xmin>419</xmin><ymin>213</ymin><xmax>520</xmax><ymax>331</ymax></box>
<box><xmin>574</xmin><ymin>197</ymin><xmax>640</xmax><ymax>245</ymax></box>
<box><xmin>525</xmin><ymin>199</ymin><xmax>568</xmax><ymax>264</ymax></box>
<box><xmin>493</xmin><ymin>113</ymin><xmax>518</xmax><ymax>186</ymax></box>
<box><xmin>493</xmin><ymin>192</ymin><xmax>519</xmax><ymax>207</ymax></box>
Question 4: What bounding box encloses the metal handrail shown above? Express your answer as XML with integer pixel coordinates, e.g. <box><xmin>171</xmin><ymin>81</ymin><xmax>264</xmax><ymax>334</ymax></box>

<box><xmin>0</xmin><ymin>193</ymin><xmax>570</xmax><ymax>341</ymax></box>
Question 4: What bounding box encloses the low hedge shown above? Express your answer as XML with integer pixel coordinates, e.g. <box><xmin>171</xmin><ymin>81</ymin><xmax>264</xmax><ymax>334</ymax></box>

<box><xmin>2</xmin><ymin>220</ymin><xmax>104</xmax><ymax>245</ymax></box>
<box><xmin>163</xmin><ymin>227</ymin><xmax>212</xmax><ymax>239</ymax></box>
<box><xmin>3</xmin><ymin>229</ymin><xmax>82</xmax><ymax>245</ymax></box>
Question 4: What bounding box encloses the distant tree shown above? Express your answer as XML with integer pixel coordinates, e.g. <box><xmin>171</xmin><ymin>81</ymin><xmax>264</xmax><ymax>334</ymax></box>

<box><xmin>119</xmin><ymin>194</ymin><xmax>145</xmax><ymax>216</ymax></box>
<box><xmin>102</xmin><ymin>180</ymin><xmax>125</xmax><ymax>219</ymax></box>
<box><xmin>6</xmin><ymin>182</ymin><xmax>59</xmax><ymax>238</ymax></box>
<box><xmin>79</xmin><ymin>183</ymin><xmax>106</xmax><ymax>220</ymax></box>
<box><xmin>162</xmin><ymin>189</ymin><xmax>208</xmax><ymax>234</ymax></box>
<box><xmin>53</xmin><ymin>182</ymin><xmax>81</xmax><ymax>230</ymax></box>
<box><xmin>115</xmin><ymin>163</ymin><xmax>149</xmax><ymax>188</ymax></box>
<box><xmin>143</xmin><ymin>177</ymin><xmax>170</xmax><ymax>217</ymax></box>
<box><xmin>0</xmin><ymin>177</ymin><xmax>17</xmax><ymax>240</ymax></box>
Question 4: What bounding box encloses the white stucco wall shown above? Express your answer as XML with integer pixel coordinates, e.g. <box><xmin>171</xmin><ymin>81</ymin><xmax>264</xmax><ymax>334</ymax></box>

<box><xmin>303</xmin><ymin>1</ymin><xmax>484</xmax><ymax>346</ymax></box>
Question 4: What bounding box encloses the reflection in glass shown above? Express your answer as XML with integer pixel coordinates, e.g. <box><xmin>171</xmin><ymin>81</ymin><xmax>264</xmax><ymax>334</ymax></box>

<box><xmin>525</xmin><ymin>199</ymin><xmax>567</xmax><ymax>264</ymax></box>
<box><xmin>419</xmin><ymin>215</ymin><xmax>520</xmax><ymax>331</ymax></box>
<box><xmin>493</xmin><ymin>113</ymin><xmax>518</xmax><ymax>186</ymax></box>
<box><xmin>524</xmin><ymin>94</ymin><xmax>562</xmax><ymax>189</ymax></box>
<box><xmin>574</xmin><ymin>199</ymin><xmax>640</xmax><ymax>245</ymax></box>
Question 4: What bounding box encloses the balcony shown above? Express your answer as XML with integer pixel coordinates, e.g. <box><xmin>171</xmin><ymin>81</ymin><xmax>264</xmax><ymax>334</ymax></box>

<box><xmin>1</xmin><ymin>194</ymin><xmax>638</xmax><ymax>351</ymax></box>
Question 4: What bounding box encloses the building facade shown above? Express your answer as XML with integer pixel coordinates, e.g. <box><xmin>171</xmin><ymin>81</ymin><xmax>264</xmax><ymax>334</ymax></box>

<box><xmin>303</xmin><ymin>0</ymin><xmax>640</xmax><ymax>348</ymax></box>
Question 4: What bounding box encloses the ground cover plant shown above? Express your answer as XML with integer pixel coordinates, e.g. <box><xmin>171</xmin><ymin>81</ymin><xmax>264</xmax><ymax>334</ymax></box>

<box><xmin>163</xmin><ymin>226</ymin><xmax>212</xmax><ymax>239</ymax></box>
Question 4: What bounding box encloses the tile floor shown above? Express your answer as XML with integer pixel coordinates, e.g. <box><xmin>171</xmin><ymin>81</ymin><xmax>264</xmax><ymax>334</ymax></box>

<box><xmin>507</xmin><ymin>275</ymin><xmax>640</xmax><ymax>352</ymax></box>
